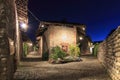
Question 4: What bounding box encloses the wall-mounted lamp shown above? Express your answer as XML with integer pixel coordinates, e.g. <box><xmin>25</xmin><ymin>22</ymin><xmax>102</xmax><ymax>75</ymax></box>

<box><xmin>79</xmin><ymin>36</ymin><xmax>83</xmax><ymax>40</ymax></box>
<box><xmin>27</xmin><ymin>43</ymin><xmax>33</xmax><ymax>46</ymax></box>
<box><xmin>62</xmin><ymin>34</ymin><xmax>67</xmax><ymax>41</ymax></box>
<box><xmin>20</xmin><ymin>22</ymin><xmax>28</xmax><ymax>30</ymax></box>
<box><xmin>41</xmin><ymin>25</ymin><xmax>44</xmax><ymax>28</ymax></box>
<box><xmin>10</xmin><ymin>41</ymin><xmax>14</xmax><ymax>46</ymax></box>
<box><xmin>82</xmin><ymin>27</ymin><xmax>85</xmax><ymax>31</ymax></box>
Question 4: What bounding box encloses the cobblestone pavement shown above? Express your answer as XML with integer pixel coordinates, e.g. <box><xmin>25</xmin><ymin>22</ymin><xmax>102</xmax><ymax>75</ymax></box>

<box><xmin>14</xmin><ymin>56</ymin><xmax>111</xmax><ymax>80</ymax></box>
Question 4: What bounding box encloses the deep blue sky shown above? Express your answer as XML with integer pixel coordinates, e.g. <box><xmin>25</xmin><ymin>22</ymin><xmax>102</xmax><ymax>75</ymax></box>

<box><xmin>27</xmin><ymin>0</ymin><xmax>120</xmax><ymax>42</ymax></box>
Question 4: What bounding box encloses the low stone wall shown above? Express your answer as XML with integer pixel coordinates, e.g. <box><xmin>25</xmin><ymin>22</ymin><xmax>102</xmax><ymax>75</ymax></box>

<box><xmin>98</xmin><ymin>26</ymin><xmax>120</xmax><ymax>80</ymax></box>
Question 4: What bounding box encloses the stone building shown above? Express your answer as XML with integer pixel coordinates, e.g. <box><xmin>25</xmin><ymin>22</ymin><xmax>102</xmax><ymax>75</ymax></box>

<box><xmin>15</xmin><ymin>0</ymin><xmax>28</xmax><ymax>62</ymax></box>
<box><xmin>36</xmin><ymin>21</ymin><xmax>92</xmax><ymax>58</ymax></box>
<box><xmin>0</xmin><ymin>0</ymin><xmax>28</xmax><ymax>80</ymax></box>
<box><xmin>0</xmin><ymin>0</ymin><xmax>16</xmax><ymax>79</ymax></box>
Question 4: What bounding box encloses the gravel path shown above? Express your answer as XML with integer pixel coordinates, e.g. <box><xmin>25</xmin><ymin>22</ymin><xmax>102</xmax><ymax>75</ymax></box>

<box><xmin>14</xmin><ymin>56</ymin><xmax>111</xmax><ymax>80</ymax></box>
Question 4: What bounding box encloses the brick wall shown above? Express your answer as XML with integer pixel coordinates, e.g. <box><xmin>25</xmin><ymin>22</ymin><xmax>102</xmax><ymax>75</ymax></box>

<box><xmin>98</xmin><ymin>26</ymin><xmax>120</xmax><ymax>80</ymax></box>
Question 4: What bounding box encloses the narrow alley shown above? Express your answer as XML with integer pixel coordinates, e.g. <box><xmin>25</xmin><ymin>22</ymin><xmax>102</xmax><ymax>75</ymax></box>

<box><xmin>14</xmin><ymin>56</ymin><xmax>111</xmax><ymax>80</ymax></box>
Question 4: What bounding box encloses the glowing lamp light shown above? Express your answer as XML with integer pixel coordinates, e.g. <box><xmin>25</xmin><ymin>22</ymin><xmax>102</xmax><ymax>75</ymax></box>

<box><xmin>62</xmin><ymin>34</ymin><xmax>67</xmax><ymax>41</ymax></box>
<box><xmin>28</xmin><ymin>43</ymin><xmax>32</xmax><ymax>46</ymax></box>
<box><xmin>82</xmin><ymin>27</ymin><xmax>85</xmax><ymax>30</ymax></box>
<box><xmin>20</xmin><ymin>22</ymin><xmax>27</xmax><ymax>30</ymax></box>
<box><xmin>10</xmin><ymin>41</ymin><xmax>14</xmax><ymax>46</ymax></box>
<box><xmin>41</xmin><ymin>25</ymin><xmax>44</xmax><ymax>28</ymax></box>
<box><xmin>79</xmin><ymin>36</ymin><xmax>83</xmax><ymax>40</ymax></box>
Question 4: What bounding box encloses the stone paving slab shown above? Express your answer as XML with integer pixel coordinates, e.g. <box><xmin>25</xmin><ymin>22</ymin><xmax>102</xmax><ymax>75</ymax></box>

<box><xmin>14</xmin><ymin>56</ymin><xmax>111</xmax><ymax>80</ymax></box>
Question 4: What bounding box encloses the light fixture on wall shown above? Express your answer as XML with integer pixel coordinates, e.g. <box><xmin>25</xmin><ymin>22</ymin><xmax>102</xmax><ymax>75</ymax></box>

<box><xmin>79</xmin><ymin>36</ymin><xmax>83</xmax><ymax>40</ymax></box>
<box><xmin>20</xmin><ymin>22</ymin><xmax>28</xmax><ymax>31</ymax></box>
<box><xmin>82</xmin><ymin>27</ymin><xmax>85</xmax><ymax>30</ymax></box>
<box><xmin>41</xmin><ymin>24</ymin><xmax>44</xmax><ymax>28</ymax></box>
<box><xmin>10</xmin><ymin>41</ymin><xmax>14</xmax><ymax>46</ymax></box>
<box><xmin>62</xmin><ymin>34</ymin><xmax>67</xmax><ymax>41</ymax></box>
<box><xmin>27</xmin><ymin>43</ymin><xmax>33</xmax><ymax>46</ymax></box>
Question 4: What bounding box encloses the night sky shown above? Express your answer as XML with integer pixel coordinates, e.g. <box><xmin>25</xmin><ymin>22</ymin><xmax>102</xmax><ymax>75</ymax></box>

<box><xmin>27</xmin><ymin>0</ymin><xmax>120</xmax><ymax>42</ymax></box>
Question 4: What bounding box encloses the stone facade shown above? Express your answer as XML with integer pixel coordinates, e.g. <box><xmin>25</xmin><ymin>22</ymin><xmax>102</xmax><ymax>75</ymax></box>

<box><xmin>0</xmin><ymin>0</ymin><xmax>29</xmax><ymax>79</ymax></box>
<box><xmin>0</xmin><ymin>0</ymin><xmax>16</xmax><ymax>80</ymax></box>
<box><xmin>50</xmin><ymin>26</ymin><xmax>76</xmax><ymax>48</ymax></box>
<box><xmin>49</xmin><ymin>25</ymin><xmax>77</xmax><ymax>53</ymax></box>
<box><xmin>37</xmin><ymin>21</ymin><xmax>92</xmax><ymax>57</ymax></box>
<box><xmin>15</xmin><ymin>0</ymin><xmax>28</xmax><ymax>62</ymax></box>
<box><xmin>98</xmin><ymin>26</ymin><xmax>120</xmax><ymax>80</ymax></box>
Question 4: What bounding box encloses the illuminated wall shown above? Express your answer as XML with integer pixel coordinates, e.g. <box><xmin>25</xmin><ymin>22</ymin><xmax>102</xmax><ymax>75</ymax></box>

<box><xmin>39</xmin><ymin>21</ymin><xmax>90</xmax><ymax>55</ymax></box>
<box><xmin>98</xmin><ymin>26</ymin><xmax>120</xmax><ymax>80</ymax></box>
<box><xmin>49</xmin><ymin>26</ymin><xmax>76</xmax><ymax>50</ymax></box>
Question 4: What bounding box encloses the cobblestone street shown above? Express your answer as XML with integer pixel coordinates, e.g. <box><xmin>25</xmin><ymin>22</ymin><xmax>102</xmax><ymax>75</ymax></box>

<box><xmin>14</xmin><ymin>56</ymin><xmax>111</xmax><ymax>80</ymax></box>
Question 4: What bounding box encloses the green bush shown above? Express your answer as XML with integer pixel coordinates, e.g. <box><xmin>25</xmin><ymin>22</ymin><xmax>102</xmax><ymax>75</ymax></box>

<box><xmin>69</xmin><ymin>44</ymin><xmax>80</xmax><ymax>57</ymax></box>
<box><xmin>50</xmin><ymin>46</ymin><xmax>66</xmax><ymax>60</ymax></box>
<box><xmin>93</xmin><ymin>43</ymin><xmax>99</xmax><ymax>56</ymax></box>
<box><xmin>23</xmin><ymin>43</ymin><xmax>28</xmax><ymax>56</ymax></box>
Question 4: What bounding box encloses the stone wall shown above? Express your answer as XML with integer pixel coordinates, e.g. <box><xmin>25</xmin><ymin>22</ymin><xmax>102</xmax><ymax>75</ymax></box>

<box><xmin>49</xmin><ymin>26</ymin><xmax>76</xmax><ymax>52</ymax></box>
<box><xmin>0</xmin><ymin>0</ymin><xmax>16</xmax><ymax>80</ymax></box>
<box><xmin>43</xmin><ymin>28</ymin><xmax>50</xmax><ymax>54</ymax></box>
<box><xmin>98</xmin><ymin>26</ymin><xmax>120</xmax><ymax>80</ymax></box>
